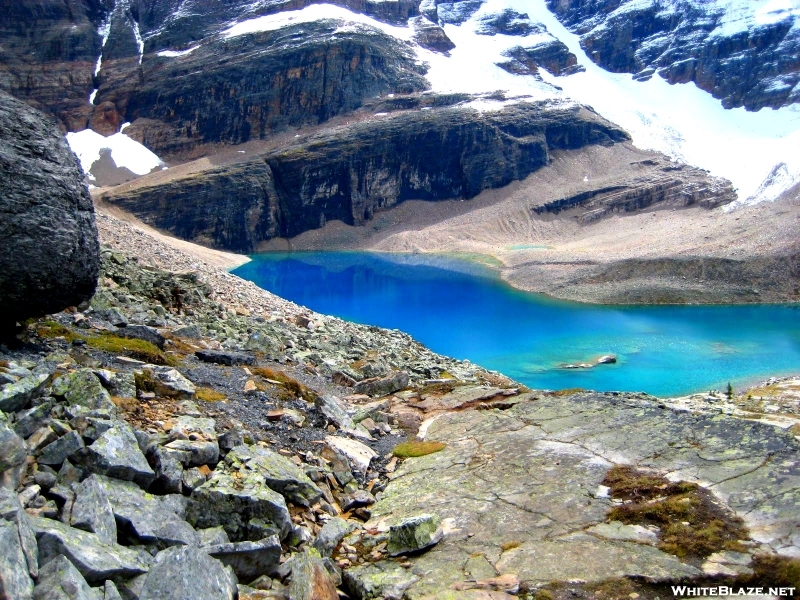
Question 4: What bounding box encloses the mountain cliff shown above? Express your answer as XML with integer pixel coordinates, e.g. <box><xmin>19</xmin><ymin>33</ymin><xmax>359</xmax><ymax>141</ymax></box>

<box><xmin>98</xmin><ymin>101</ymin><xmax>629</xmax><ymax>251</ymax></box>
<box><xmin>546</xmin><ymin>0</ymin><xmax>800</xmax><ymax>110</ymax></box>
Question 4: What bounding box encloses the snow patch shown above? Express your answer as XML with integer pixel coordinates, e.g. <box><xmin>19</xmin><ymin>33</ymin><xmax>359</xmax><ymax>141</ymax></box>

<box><xmin>223</xmin><ymin>4</ymin><xmax>414</xmax><ymax>39</ymax></box>
<box><xmin>66</xmin><ymin>129</ymin><xmax>164</xmax><ymax>179</ymax></box>
<box><xmin>217</xmin><ymin>1</ymin><xmax>799</xmax><ymax>205</ymax></box>
<box><xmin>156</xmin><ymin>45</ymin><xmax>200</xmax><ymax>58</ymax></box>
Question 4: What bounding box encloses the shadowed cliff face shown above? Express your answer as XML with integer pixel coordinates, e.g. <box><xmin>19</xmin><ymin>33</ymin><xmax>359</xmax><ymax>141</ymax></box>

<box><xmin>546</xmin><ymin>0</ymin><xmax>800</xmax><ymax>110</ymax></box>
<box><xmin>0</xmin><ymin>0</ymin><xmax>112</xmax><ymax>131</ymax></box>
<box><xmin>110</xmin><ymin>21</ymin><xmax>428</xmax><ymax>156</ymax></box>
<box><xmin>100</xmin><ymin>101</ymin><xmax>630</xmax><ymax>251</ymax></box>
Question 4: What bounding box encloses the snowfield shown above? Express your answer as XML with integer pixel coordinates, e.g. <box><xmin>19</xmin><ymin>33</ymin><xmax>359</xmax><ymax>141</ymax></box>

<box><xmin>68</xmin><ymin>0</ymin><xmax>800</xmax><ymax>205</ymax></box>
<box><xmin>66</xmin><ymin>128</ymin><xmax>164</xmax><ymax>182</ymax></box>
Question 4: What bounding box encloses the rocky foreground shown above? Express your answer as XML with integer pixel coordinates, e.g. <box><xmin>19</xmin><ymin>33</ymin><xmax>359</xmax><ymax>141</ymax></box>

<box><xmin>0</xmin><ymin>209</ymin><xmax>798</xmax><ymax>599</ymax></box>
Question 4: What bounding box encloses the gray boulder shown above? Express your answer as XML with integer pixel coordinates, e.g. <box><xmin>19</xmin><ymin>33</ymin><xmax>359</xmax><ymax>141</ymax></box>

<box><xmin>50</xmin><ymin>371</ymin><xmax>116</xmax><ymax>413</ymax></box>
<box><xmin>203</xmin><ymin>535</ymin><xmax>281</xmax><ymax>580</ymax></box>
<box><xmin>14</xmin><ymin>401</ymin><xmax>54</xmax><ymax>439</ymax></box>
<box><xmin>102</xmin><ymin>581</ymin><xmax>123</xmax><ymax>600</ymax></box>
<box><xmin>93</xmin><ymin>370</ymin><xmax>136</xmax><ymax>399</ymax></box>
<box><xmin>387</xmin><ymin>514</ymin><xmax>443</xmax><ymax>556</ymax></box>
<box><xmin>353</xmin><ymin>371</ymin><xmax>409</xmax><ymax>397</ymax></box>
<box><xmin>313</xmin><ymin>517</ymin><xmax>355</xmax><ymax>558</ymax></box>
<box><xmin>0</xmin><ymin>520</ymin><xmax>34</xmax><ymax>599</ymax></box>
<box><xmin>31</xmin><ymin>555</ymin><xmax>97</xmax><ymax>600</ymax></box>
<box><xmin>31</xmin><ymin>517</ymin><xmax>151</xmax><ymax>582</ymax></box>
<box><xmin>315</xmin><ymin>395</ymin><xmax>355</xmax><ymax>430</ymax></box>
<box><xmin>38</xmin><ymin>431</ymin><xmax>85</xmax><ymax>466</ymax></box>
<box><xmin>93</xmin><ymin>475</ymin><xmax>200</xmax><ymax>547</ymax></box>
<box><xmin>0</xmin><ymin>487</ymin><xmax>38</xmax><ymax>578</ymax></box>
<box><xmin>287</xmin><ymin>549</ymin><xmax>339</xmax><ymax>600</ymax></box>
<box><xmin>226</xmin><ymin>445</ymin><xmax>322</xmax><ymax>507</ymax></box>
<box><xmin>0</xmin><ymin>413</ymin><xmax>27</xmax><ymax>472</ymax></box>
<box><xmin>0</xmin><ymin>92</ymin><xmax>99</xmax><ymax>328</ymax></box>
<box><xmin>75</xmin><ymin>423</ymin><xmax>155</xmax><ymax>488</ymax></box>
<box><xmin>149</xmin><ymin>446</ymin><xmax>184</xmax><ymax>494</ymax></box>
<box><xmin>0</xmin><ymin>374</ymin><xmax>49</xmax><ymax>413</ymax></box>
<box><xmin>187</xmin><ymin>472</ymin><xmax>292</xmax><ymax>542</ymax></box>
<box><xmin>138</xmin><ymin>546</ymin><xmax>237</xmax><ymax>600</ymax></box>
<box><xmin>70</xmin><ymin>475</ymin><xmax>117</xmax><ymax>545</ymax></box>
<box><xmin>195</xmin><ymin>350</ymin><xmax>256</xmax><ymax>366</ymax></box>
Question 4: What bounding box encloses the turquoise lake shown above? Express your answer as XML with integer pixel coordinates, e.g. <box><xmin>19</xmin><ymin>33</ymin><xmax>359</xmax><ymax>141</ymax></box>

<box><xmin>232</xmin><ymin>252</ymin><xmax>800</xmax><ymax>397</ymax></box>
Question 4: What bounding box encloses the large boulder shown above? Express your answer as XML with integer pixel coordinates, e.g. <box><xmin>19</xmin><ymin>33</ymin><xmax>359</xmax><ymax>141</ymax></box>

<box><xmin>138</xmin><ymin>546</ymin><xmax>237</xmax><ymax>600</ymax></box>
<box><xmin>0</xmin><ymin>92</ymin><xmax>99</xmax><ymax>329</ymax></box>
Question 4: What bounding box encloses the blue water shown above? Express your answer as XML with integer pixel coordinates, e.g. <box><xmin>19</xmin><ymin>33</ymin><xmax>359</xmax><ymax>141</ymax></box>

<box><xmin>232</xmin><ymin>252</ymin><xmax>800</xmax><ymax>397</ymax></box>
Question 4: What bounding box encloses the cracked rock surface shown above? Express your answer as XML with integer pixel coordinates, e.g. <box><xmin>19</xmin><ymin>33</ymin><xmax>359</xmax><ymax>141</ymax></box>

<box><xmin>364</xmin><ymin>392</ymin><xmax>800</xmax><ymax>596</ymax></box>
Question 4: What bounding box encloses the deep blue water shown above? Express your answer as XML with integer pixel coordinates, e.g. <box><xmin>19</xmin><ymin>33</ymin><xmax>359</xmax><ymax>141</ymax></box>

<box><xmin>232</xmin><ymin>252</ymin><xmax>800</xmax><ymax>397</ymax></box>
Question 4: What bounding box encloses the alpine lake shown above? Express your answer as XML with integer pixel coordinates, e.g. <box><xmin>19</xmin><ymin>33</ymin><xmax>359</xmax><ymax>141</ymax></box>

<box><xmin>233</xmin><ymin>252</ymin><xmax>800</xmax><ymax>397</ymax></box>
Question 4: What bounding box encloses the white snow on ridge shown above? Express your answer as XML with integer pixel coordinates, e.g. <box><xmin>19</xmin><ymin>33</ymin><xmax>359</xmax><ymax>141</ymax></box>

<box><xmin>221</xmin><ymin>1</ymin><xmax>800</xmax><ymax>205</ymax></box>
<box><xmin>157</xmin><ymin>45</ymin><xmax>200</xmax><ymax>58</ymax></box>
<box><xmin>66</xmin><ymin>129</ymin><xmax>164</xmax><ymax>180</ymax></box>
<box><xmin>223</xmin><ymin>4</ymin><xmax>414</xmax><ymax>39</ymax></box>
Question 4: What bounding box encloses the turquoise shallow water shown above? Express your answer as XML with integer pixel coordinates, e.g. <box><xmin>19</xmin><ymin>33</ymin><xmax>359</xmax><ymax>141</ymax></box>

<box><xmin>232</xmin><ymin>252</ymin><xmax>800</xmax><ymax>397</ymax></box>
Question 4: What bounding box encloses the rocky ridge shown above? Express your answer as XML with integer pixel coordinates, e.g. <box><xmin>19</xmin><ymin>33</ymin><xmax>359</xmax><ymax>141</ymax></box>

<box><xmin>546</xmin><ymin>0</ymin><xmax>800</xmax><ymax>110</ymax></box>
<box><xmin>97</xmin><ymin>99</ymin><xmax>630</xmax><ymax>252</ymax></box>
<box><xmin>0</xmin><ymin>208</ymin><xmax>798</xmax><ymax>599</ymax></box>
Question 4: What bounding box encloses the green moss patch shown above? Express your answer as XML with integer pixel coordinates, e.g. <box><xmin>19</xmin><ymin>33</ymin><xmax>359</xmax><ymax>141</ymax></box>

<box><xmin>85</xmin><ymin>332</ymin><xmax>175</xmax><ymax>365</ymax></box>
<box><xmin>251</xmin><ymin>366</ymin><xmax>318</xmax><ymax>402</ymax></box>
<box><xmin>196</xmin><ymin>387</ymin><xmax>227</xmax><ymax>402</ymax></box>
<box><xmin>603</xmin><ymin>465</ymin><xmax>748</xmax><ymax>560</ymax></box>
<box><xmin>392</xmin><ymin>441</ymin><xmax>446</xmax><ymax>458</ymax></box>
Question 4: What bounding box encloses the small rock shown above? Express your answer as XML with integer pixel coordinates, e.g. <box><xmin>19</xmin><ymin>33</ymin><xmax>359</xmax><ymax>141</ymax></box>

<box><xmin>144</xmin><ymin>367</ymin><xmax>196</xmax><ymax>400</ymax></box>
<box><xmin>116</xmin><ymin>325</ymin><xmax>166</xmax><ymax>350</ymax></box>
<box><xmin>243</xmin><ymin>380</ymin><xmax>257</xmax><ymax>393</ymax></box>
<box><xmin>388</xmin><ymin>514</ymin><xmax>443</xmax><ymax>556</ymax></box>
<box><xmin>341</xmin><ymin>490</ymin><xmax>376</xmax><ymax>512</ymax></box>
<box><xmin>0</xmin><ymin>373</ymin><xmax>49</xmax><ymax>413</ymax></box>
<box><xmin>313</xmin><ymin>518</ymin><xmax>355</xmax><ymax>558</ymax></box>
<box><xmin>203</xmin><ymin>535</ymin><xmax>282</xmax><ymax>580</ymax></box>
<box><xmin>324</xmin><ymin>436</ymin><xmax>377</xmax><ymax>476</ymax></box>
<box><xmin>597</xmin><ymin>355</ymin><xmax>617</xmax><ymax>364</ymax></box>
<box><xmin>38</xmin><ymin>431</ymin><xmax>85</xmax><ymax>466</ymax></box>
<box><xmin>195</xmin><ymin>350</ymin><xmax>256</xmax><ymax>366</ymax></box>
<box><xmin>181</xmin><ymin>467</ymin><xmax>208</xmax><ymax>493</ymax></box>
<box><xmin>149</xmin><ymin>446</ymin><xmax>184</xmax><ymax>494</ymax></box>
<box><xmin>31</xmin><ymin>554</ymin><xmax>93</xmax><ymax>600</ymax></box>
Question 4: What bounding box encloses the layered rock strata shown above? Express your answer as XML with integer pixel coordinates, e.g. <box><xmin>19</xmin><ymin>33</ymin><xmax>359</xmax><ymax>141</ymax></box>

<box><xmin>99</xmin><ymin>101</ymin><xmax>629</xmax><ymax>251</ymax></box>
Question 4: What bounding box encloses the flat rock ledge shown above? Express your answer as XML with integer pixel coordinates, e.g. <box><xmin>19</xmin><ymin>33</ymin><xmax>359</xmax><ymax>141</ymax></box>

<box><xmin>358</xmin><ymin>393</ymin><xmax>800</xmax><ymax>598</ymax></box>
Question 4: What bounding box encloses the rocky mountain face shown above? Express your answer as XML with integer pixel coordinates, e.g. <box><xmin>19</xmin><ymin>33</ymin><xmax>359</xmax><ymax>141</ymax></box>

<box><xmin>0</xmin><ymin>92</ymin><xmax>100</xmax><ymax>331</ymax></box>
<box><xmin>0</xmin><ymin>0</ymin><xmax>110</xmax><ymax>131</ymax></box>
<box><xmin>546</xmin><ymin>0</ymin><xmax>800</xmax><ymax>110</ymax></box>
<box><xmin>102</xmin><ymin>20</ymin><xmax>428</xmax><ymax>156</ymax></box>
<box><xmin>99</xmin><ymin>101</ymin><xmax>630</xmax><ymax>251</ymax></box>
